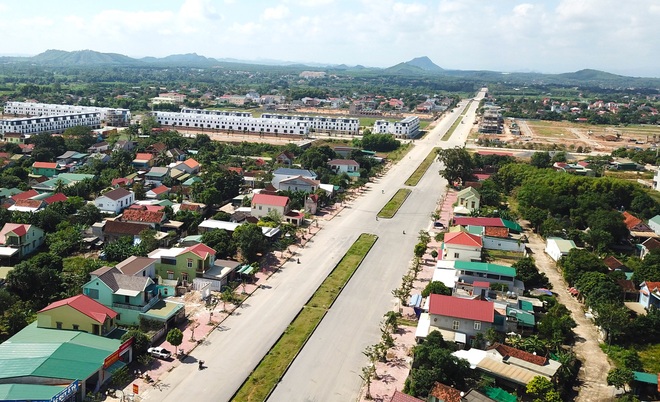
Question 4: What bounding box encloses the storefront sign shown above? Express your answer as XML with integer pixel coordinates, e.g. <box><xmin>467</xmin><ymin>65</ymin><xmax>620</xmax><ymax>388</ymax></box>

<box><xmin>50</xmin><ymin>380</ymin><xmax>80</xmax><ymax>402</ymax></box>
<box><xmin>103</xmin><ymin>337</ymin><xmax>134</xmax><ymax>369</ymax></box>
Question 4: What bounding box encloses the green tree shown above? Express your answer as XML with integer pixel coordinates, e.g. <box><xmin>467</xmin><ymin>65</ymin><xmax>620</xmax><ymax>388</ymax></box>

<box><xmin>512</xmin><ymin>257</ymin><xmax>550</xmax><ymax>289</ymax></box>
<box><xmin>530</xmin><ymin>151</ymin><xmax>552</xmax><ymax>168</ymax></box>
<box><xmin>421</xmin><ymin>281</ymin><xmax>452</xmax><ymax>298</ymax></box>
<box><xmin>413</xmin><ymin>243</ymin><xmax>426</xmax><ymax>259</ymax></box>
<box><xmin>526</xmin><ymin>376</ymin><xmax>561</xmax><ymax>402</ymax></box>
<box><xmin>166</xmin><ymin>328</ymin><xmax>184</xmax><ymax>355</ymax></box>
<box><xmin>607</xmin><ymin>367</ymin><xmax>634</xmax><ymax>393</ymax></box>
<box><xmin>121</xmin><ymin>329</ymin><xmax>150</xmax><ymax>356</ymax></box>
<box><xmin>232</xmin><ymin>223</ymin><xmax>267</xmax><ymax>263</ymax></box>
<box><xmin>560</xmin><ymin>248</ymin><xmax>608</xmax><ymax>285</ymax></box>
<box><xmin>594</xmin><ymin>302</ymin><xmax>631</xmax><ymax>349</ymax></box>
<box><xmin>437</xmin><ymin>146</ymin><xmax>474</xmax><ymax>186</ymax></box>
<box><xmin>75</xmin><ymin>203</ymin><xmax>102</xmax><ymax>226</ymax></box>
<box><xmin>383</xmin><ymin>311</ymin><xmax>401</xmax><ymax>333</ymax></box>
<box><xmin>201</xmin><ymin>229</ymin><xmax>236</xmax><ymax>259</ymax></box>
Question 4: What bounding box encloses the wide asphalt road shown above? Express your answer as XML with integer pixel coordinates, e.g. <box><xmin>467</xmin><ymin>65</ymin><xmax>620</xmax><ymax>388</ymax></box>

<box><xmin>143</xmin><ymin>89</ymin><xmax>485</xmax><ymax>402</ymax></box>
<box><xmin>268</xmin><ymin>91</ymin><xmax>486</xmax><ymax>402</ymax></box>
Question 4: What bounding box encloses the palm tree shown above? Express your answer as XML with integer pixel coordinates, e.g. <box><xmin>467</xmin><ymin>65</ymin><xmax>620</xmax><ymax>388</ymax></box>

<box><xmin>53</xmin><ymin>179</ymin><xmax>66</xmax><ymax>194</ymax></box>
<box><xmin>383</xmin><ymin>311</ymin><xmax>401</xmax><ymax>333</ymax></box>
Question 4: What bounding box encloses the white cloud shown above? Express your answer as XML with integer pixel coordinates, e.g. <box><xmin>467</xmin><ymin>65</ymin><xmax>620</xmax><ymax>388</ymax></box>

<box><xmin>262</xmin><ymin>5</ymin><xmax>290</xmax><ymax>21</ymax></box>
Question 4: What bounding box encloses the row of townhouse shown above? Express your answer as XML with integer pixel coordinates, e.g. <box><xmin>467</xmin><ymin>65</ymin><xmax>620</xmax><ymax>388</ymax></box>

<box><xmin>150</xmin><ymin>111</ymin><xmax>311</xmax><ymax>136</ymax></box>
<box><xmin>3</xmin><ymin>101</ymin><xmax>131</xmax><ymax>126</ymax></box>
<box><xmin>0</xmin><ymin>112</ymin><xmax>101</xmax><ymax>136</ymax></box>
<box><xmin>372</xmin><ymin>115</ymin><xmax>420</xmax><ymax>138</ymax></box>
<box><xmin>261</xmin><ymin>113</ymin><xmax>360</xmax><ymax>135</ymax></box>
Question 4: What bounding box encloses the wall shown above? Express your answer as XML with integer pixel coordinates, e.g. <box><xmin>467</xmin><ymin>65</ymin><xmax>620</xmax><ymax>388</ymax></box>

<box><xmin>483</xmin><ymin>236</ymin><xmax>525</xmax><ymax>252</ymax></box>
<box><xmin>430</xmin><ymin>314</ymin><xmax>492</xmax><ymax>338</ymax></box>
<box><xmin>37</xmin><ymin>305</ymin><xmax>104</xmax><ymax>334</ymax></box>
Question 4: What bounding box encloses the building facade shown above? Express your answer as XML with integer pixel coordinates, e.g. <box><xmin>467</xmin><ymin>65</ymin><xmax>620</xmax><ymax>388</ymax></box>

<box><xmin>4</xmin><ymin>101</ymin><xmax>130</xmax><ymax>126</ymax></box>
<box><xmin>151</xmin><ymin>111</ymin><xmax>310</xmax><ymax>136</ymax></box>
<box><xmin>1</xmin><ymin>112</ymin><xmax>101</xmax><ymax>136</ymax></box>
<box><xmin>373</xmin><ymin>116</ymin><xmax>420</xmax><ymax>138</ymax></box>
<box><xmin>261</xmin><ymin>113</ymin><xmax>360</xmax><ymax>135</ymax></box>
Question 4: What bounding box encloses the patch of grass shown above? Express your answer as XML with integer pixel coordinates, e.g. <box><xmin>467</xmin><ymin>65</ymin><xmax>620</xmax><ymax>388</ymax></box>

<box><xmin>638</xmin><ymin>343</ymin><xmax>660</xmax><ymax>373</ymax></box>
<box><xmin>233</xmin><ymin>234</ymin><xmax>378</xmax><ymax>402</ymax></box>
<box><xmin>485</xmin><ymin>249</ymin><xmax>525</xmax><ymax>261</ymax></box>
<box><xmin>405</xmin><ymin>148</ymin><xmax>439</xmax><ymax>186</ymax></box>
<box><xmin>378</xmin><ymin>188</ymin><xmax>412</xmax><ymax>219</ymax></box>
<box><xmin>441</xmin><ymin>101</ymin><xmax>472</xmax><ymax>141</ymax></box>
<box><xmin>385</xmin><ymin>142</ymin><xmax>413</xmax><ymax>163</ymax></box>
<box><xmin>396</xmin><ymin>317</ymin><xmax>419</xmax><ymax>327</ymax></box>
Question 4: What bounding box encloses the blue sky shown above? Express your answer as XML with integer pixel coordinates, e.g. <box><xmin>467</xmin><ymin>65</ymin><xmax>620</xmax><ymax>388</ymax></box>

<box><xmin>1</xmin><ymin>0</ymin><xmax>659</xmax><ymax>77</ymax></box>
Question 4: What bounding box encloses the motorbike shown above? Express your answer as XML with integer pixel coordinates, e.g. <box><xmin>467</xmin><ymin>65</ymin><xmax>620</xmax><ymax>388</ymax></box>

<box><xmin>198</xmin><ymin>360</ymin><xmax>204</xmax><ymax>370</ymax></box>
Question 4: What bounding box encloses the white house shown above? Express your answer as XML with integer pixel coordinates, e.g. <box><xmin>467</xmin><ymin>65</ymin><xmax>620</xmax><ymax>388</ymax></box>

<box><xmin>482</xmin><ymin>227</ymin><xmax>525</xmax><ymax>253</ymax></box>
<box><xmin>455</xmin><ymin>187</ymin><xmax>480</xmax><ymax>213</ymax></box>
<box><xmin>545</xmin><ymin>237</ymin><xmax>577</xmax><ymax>261</ymax></box>
<box><xmin>0</xmin><ymin>112</ymin><xmax>101</xmax><ymax>136</ymax></box>
<box><xmin>328</xmin><ymin>159</ymin><xmax>360</xmax><ymax>174</ymax></box>
<box><xmin>175</xmin><ymin>158</ymin><xmax>201</xmax><ymax>175</ymax></box>
<box><xmin>251</xmin><ymin>193</ymin><xmax>290</xmax><ymax>219</ymax></box>
<box><xmin>0</xmin><ymin>223</ymin><xmax>45</xmax><ymax>259</ymax></box>
<box><xmin>3</xmin><ymin>101</ymin><xmax>131</xmax><ymax>126</ymax></box>
<box><xmin>261</xmin><ymin>114</ymin><xmax>360</xmax><ymax>135</ymax></box>
<box><xmin>278</xmin><ymin>176</ymin><xmax>320</xmax><ymax>193</ymax></box>
<box><xmin>94</xmin><ymin>188</ymin><xmax>135</xmax><ymax>214</ymax></box>
<box><xmin>272</xmin><ymin>168</ymin><xmax>317</xmax><ymax>189</ymax></box>
<box><xmin>441</xmin><ymin>231</ymin><xmax>483</xmax><ymax>262</ymax></box>
<box><xmin>115</xmin><ymin>256</ymin><xmax>157</xmax><ymax>279</ymax></box>
<box><xmin>373</xmin><ymin>116</ymin><xmax>420</xmax><ymax>138</ymax></box>
<box><xmin>151</xmin><ymin>111</ymin><xmax>310</xmax><ymax>136</ymax></box>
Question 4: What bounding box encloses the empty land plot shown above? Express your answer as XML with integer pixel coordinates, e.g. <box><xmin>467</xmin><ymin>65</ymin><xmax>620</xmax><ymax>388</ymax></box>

<box><xmin>524</xmin><ymin>120</ymin><xmax>579</xmax><ymax>139</ymax></box>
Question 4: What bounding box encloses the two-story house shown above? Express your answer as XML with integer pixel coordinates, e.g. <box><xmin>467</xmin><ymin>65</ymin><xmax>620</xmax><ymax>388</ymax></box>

<box><xmin>175</xmin><ymin>158</ymin><xmax>201</xmax><ymax>175</ymax></box>
<box><xmin>149</xmin><ymin>243</ymin><xmax>216</xmax><ymax>283</ymax></box>
<box><xmin>145</xmin><ymin>167</ymin><xmax>170</xmax><ymax>186</ymax></box>
<box><xmin>0</xmin><ymin>223</ymin><xmax>45</xmax><ymax>259</ymax></box>
<box><xmin>132</xmin><ymin>153</ymin><xmax>154</xmax><ymax>169</ymax></box>
<box><xmin>119</xmin><ymin>208</ymin><xmax>166</xmax><ymax>229</ymax></box>
<box><xmin>37</xmin><ymin>294</ymin><xmax>118</xmax><ymax>336</ymax></box>
<box><xmin>251</xmin><ymin>193</ymin><xmax>290</xmax><ymax>219</ymax></box>
<box><xmin>275</xmin><ymin>151</ymin><xmax>295</xmax><ymax>166</ymax></box>
<box><xmin>146</xmin><ymin>185</ymin><xmax>171</xmax><ymax>199</ymax></box>
<box><xmin>83</xmin><ymin>266</ymin><xmax>160</xmax><ymax>326</ymax></box>
<box><xmin>428</xmin><ymin>294</ymin><xmax>501</xmax><ymax>341</ymax></box>
<box><xmin>328</xmin><ymin>159</ymin><xmax>359</xmax><ymax>174</ymax></box>
<box><xmin>94</xmin><ymin>188</ymin><xmax>135</xmax><ymax>214</ymax></box>
<box><xmin>115</xmin><ymin>256</ymin><xmax>157</xmax><ymax>279</ymax></box>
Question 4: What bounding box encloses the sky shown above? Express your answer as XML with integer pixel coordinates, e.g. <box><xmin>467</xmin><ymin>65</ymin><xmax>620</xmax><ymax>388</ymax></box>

<box><xmin>1</xmin><ymin>0</ymin><xmax>659</xmax><ymax>77</ymax></box>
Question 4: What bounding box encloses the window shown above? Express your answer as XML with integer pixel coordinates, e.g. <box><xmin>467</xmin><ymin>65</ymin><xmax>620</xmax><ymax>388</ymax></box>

<box><xmin>474</xmin><ymin>321</ymin><xmax>482</xmax><ymax>331</ymax></box>
<box><xmin>56</xmin><ymin>322</ymin><xmax>63</xmax><ymax>329</ymax></box>
<box><xmin>182</xmin><ymin>273</ymin><xmax>189</xmax><ymax>282</ymax></box>
<box><xmin>73</xmin><ymin>324</ymin><xmax>79</xmax><ymax>331</ymax></box>
<box><xmin>454</xmin><ymin>253</ymin><xmax>460</xmax><ymax>259</ymax></box>
<box><xmin>187</xmin><ymin>258</ymin><xmax>193</xmax><ymax>268</ymax></box>
<box><xmin>167</xmin><ymin>271</ymin><xmax>174</xmax><ymax>280</ymax></box>
<box><xmin>86</xmin><ymin>288</ymin><xmax>99</xmax><ymax>299</ymax></box>
<box><xmin>452</xmin><ymin>320</ymin><xmax>460</xmax><ymax>330</ymax></box>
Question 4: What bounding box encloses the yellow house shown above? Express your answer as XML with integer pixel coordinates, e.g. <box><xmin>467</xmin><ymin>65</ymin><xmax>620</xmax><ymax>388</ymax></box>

<box><xmin>37</xmin><ymin>294</ymin><xmax>118</xmax><ymax>336</ymax></box>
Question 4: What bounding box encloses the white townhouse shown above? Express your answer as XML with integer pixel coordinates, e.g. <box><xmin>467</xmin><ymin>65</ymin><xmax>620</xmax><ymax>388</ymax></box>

<box><xmin>373</xmin><ymin>116</ymin><xmax>420</xmax><ymax>138</ymax></box>
<box><xmin>261</xmin><ymin>113</ymin><xmax>360</xmax><ymax>135</ymax></box>
<box><xmin>94</xmin><ymin>188</ymin><xmax>135</xmax><ymax>214</ymax></box>
<box><xmin>0</xmin><ymin>112</ymin><xmax>101</xmax><ymax>136</ymax></box>
<box><xmin>180</xmin><ymin>108</ymin><xmax>251</xmax><ymax>117</ymax></box>
<box><xmin>3</xmin><ymin>101</ymin><xmax>130</xmax><ymax>126</ymax></box>
<box><xmin>151</xmin><ymin>111</ymin><xmax>310</xmax><ymax>136</ymax></box>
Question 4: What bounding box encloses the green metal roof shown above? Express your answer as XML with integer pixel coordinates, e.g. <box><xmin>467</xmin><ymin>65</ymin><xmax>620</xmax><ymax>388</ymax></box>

<box><xmin>0</xmin><ymin>383</ymin><xmax>65</xmax><ymax>400</ymax></box>
<box><xmin>0</xmin><ymin>187</ymin><xmax>22</xmax><ymax>198</ymax></box>
<box><xmin>484</xmin><ymin>387</ymin><xmax>517</xmax><ymax>402</ymax></box>
<box><xmin>501</xmin><ymin>219</ymin><xmax>523</xmax><ymax>232</ymax></box>
<box><xmin>140</xmin><ymin>300</ymin><xmax>184</xmax><ymax>321</ymax></box>
<box><xmin>453</xmin><ymin>261</ymin><xmax>516</xmax><ymax>277</ymax></box>
<box><xmin>650</xmin><ymin>215</ymin><xmax>660</xmax><ymax>227</ymax></box>
<box><xmin>634</xmin><ymin>371</ymin><xmax>658</xmax><ymax>384</ymax></box>
<box><xmin>0</xmin><ymin>322</ymin><xmax>120</xmax><ymax>382</ymax></box>
<box><xmin>518</xmin><ymin>300</ymin><xmax>534</xmax><ymax>312</ymax></box>
<box><xmin>466</xmin><ymin>225</ymin><xmax>484</xmax><ymax>235</ymax></box>
<box><xmin>506</xmin><ymin>306</ymin><xmax>535</xmax><ymax>327</ymax></box>
<box><xmin>56</xmin><ymin>173</ymin><xmax>95</xmax><ymax>182</ymax></box>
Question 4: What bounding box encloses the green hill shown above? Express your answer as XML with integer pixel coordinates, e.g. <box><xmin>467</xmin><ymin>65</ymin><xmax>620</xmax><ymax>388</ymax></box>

<box><xmin>32</xmin><ymin>49</ymin><xmax>138</xmax><ymax>65</ymax></box>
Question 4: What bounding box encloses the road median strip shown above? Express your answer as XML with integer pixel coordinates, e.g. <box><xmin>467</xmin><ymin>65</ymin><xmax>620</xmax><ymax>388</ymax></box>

<box><xmin>377</xmin><ymin>188</ymin><xmax>412</xmax><ymax>219</ymax></box>
<box><xmin>441</xmin><ymin>100</ymin><xmax>473</xmax><ymax>141</ymax></box>
<box><xmin>232</xmin><ymin>233</ymin><xmax>378</xmax><ymax>402</ymax></box>
<box><xmin>404</xmin><ymin>147</ymin><xmax>439</xmax><ymax>186</ymax></box>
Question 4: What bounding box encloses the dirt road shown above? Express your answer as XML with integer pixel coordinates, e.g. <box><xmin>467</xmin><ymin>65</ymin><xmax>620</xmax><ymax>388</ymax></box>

<box><xmin>524</xmin><ymin>229</ymin><xmax>615</xmax><ymax>402</ymax></box>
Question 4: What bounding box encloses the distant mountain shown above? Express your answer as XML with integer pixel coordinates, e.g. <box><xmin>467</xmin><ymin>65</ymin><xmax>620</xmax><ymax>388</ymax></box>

<box><xmin>405</xmin><ymin>56</ymin><xmax>444</xmax><ymax>72</ymax></box>
<box><xmin>31</xmin><ymin>49</ymin><xmax>138</xmax><ymax>65</ymax></box>
<box><xmin>384</xmin><ymin>62</ymin><xmax>427</xmax><ymax>75</ymax></box>
<box><xmin>558</xmin><ymin>69</ymin><xmax>625</xmax><ymax>81</ymax></box>
<box><xmin>140</xmin><ymin>53</ymin><xmax>219</xmax><ymax>67</ymax></box>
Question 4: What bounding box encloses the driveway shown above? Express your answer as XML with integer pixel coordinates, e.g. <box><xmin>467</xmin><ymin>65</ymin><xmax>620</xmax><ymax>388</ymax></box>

<box><xmin>524</xmin><ymin>229</ymin><xmax>615</xmax><ymax>402</ymax></box>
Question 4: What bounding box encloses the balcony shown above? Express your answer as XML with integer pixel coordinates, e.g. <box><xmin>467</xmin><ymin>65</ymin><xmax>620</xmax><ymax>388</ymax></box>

<box><xmin>112</xmin><ymin>294</ymin><xmax>160</xmax><ymax>313</ymax></box>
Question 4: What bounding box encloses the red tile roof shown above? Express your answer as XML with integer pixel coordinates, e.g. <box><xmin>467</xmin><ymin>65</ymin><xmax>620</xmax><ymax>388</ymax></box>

<box><xmin>623</xmin><ymin>211</ymin><xmax>643</xmax><ymax>230</ymax></box>
<box><xmin>39</xmin><ymin>294</ymin><xmax>117</xmax><ymax>324</ymax></box>
<box><xmin>33</xmin><ymin>161</ymin><xmax>57</xmax><ymax>169</ymax></box>
<box><xmin>180</xmin><ymin>203</ymin><xmax>202</xmax><ymax>212</ymax></box>
<box><xmin>473</xmin><ymin>281</ymin><xmax>491</xmax><ymax>288</ymax></box>
<box><xmin>643</xmin><ymin>238</ymin><xmax>660</xmax><ymax>250</ymax></box>
<box><xmin>186</xmin><ymin>243</ymin><xmax>216</xmax><ymax>259</ymax></box>
<box><xmin>443</xmin><ymin>231</ymin><xmax>482</xmax><ymax>247</ymax></box>
<box><xmin>389</xmin><ymin>390</ymin><xmax>424</xmax><ymax>402</ymax></box>
<box><xmin>252</xmin><ymin>193</ymin><xmax>289</xmax><ymax>207</ymax></box>
<box><xmin>183</xmin><ymin>158</ymin><xmax>200</xmax><ymax>169</ymax></box>
<box><xmin>121</xmin><ymin>208</ymin><xmax>165</xmax><ymax>224</ymax></box>
<box><xmin>149</xmin><ymin>185</ymin><xmax>170</xmax><ymax>195</ymax></box>
<box><xmin>489</xmin><ymin>343</ymin><xmax>547</xmax><ymax>366</ymax></box>
<box><xmin>112</xmin><ymin>177</ymin><xmax>133</xmax><ymax>187</ymax></box>
<box><xmin>11</xmin><ymin>189</ymin><xmax>39</xmax><ymax>201</ymax></box>
<box><xmin>429</xmin><ymin>294</ymin><xmax>495</xmax><ymax>323</ymax></box>
<box><xmin>603</xmin><ymin>256</ymin><xmax>625</xmax><ymax>270</ymax></box>
<box><xmin>0</xmin><ymin>223</ymin><xmax>30</xmax><ymax>242</ymax></box>
<box><xmin>453</xmin><ymin>217</ymin><xmax>505</xmax><ymax>227</ymax></box>
<box><xmin>429</xmin><ymin>383</ymin><xmax>462</xmax><ymax>402</ymax></box>
<box><xmin>104</xmin><ymin>220</ymin><xmax>149</xmax><ymax>236</ymax></box>
<box><xmin>44</xmin><ymin>193</ymin><xmax>68</xmax><ymax>204</ymax></box>
<box><xmin>134</xmin><ymin>153</ymin><xmax>154</xmax><ymax>161</ymax></box>
<box><xmin>12</xmin><ymin>199</ymin><xmax>44</xmax><ymax>209</ymax></box>
<box><xmin>484</xmin><ymin>226</ymin><xmax>509</xmax><ymax>238</ymax></box>
<box><xmin>643</xmin><ymin>282</ymin><xmax>660</xmax><ymax>292</ymax></box>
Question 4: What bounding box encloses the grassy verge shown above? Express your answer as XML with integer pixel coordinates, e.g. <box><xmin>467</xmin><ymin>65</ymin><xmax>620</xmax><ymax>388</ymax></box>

<box><xmin>485</xmin><ymin>249</ymin><xmax>526</xmax><ymax>262</ymax></box>
<box><xmin>638</xmin><ymin>343</ymin><xmax>660</xmax><ymax>373</ymax></box>
<box><xmin>405</xmin><ymin>147</ymin><xmax>439</xmax><ymax>186</ymax></box>
<box><xmin>385</xmin><ymin>142</ymin><xmax>413</xmax><ymax>163</ymax></box>
<box><xmin>378</xmin><ymin>188</ymin><xmax>412</xmax><ymax>219</ymax></box>
<box><xmin>232</xmin><ymin>233</ymin><xmax>378</xmax><ymax>402</ymax></box>
<box><xmin>441</xmin><ymin>100</ymin><xmax>472</xmax><ymax>141</ymax></box>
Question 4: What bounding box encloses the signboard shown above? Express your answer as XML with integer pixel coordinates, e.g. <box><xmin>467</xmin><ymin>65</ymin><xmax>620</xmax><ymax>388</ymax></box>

<box><xmin>133</xmin><ymin>384</ymin><xmax>139</xmax><ymax>395</ymax></box>
<box><xmin>103</xmin><ymin>337</ymin><xmax>134</xmax><ymax>369</ymax></box>
<box><xmin>50</xmin><ymin>380</ymin><xmax>80</xmax><ymax>402</ymax></box>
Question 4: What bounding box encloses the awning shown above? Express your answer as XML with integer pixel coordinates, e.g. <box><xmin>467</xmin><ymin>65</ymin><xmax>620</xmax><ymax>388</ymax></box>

<box><xmin>237</xmin><ymin>265</ymin><xmax>256</xmax><ymax>275</ymax></box>
<box><xmin>106</xmin><ymin>359</ymin><xmax>127</xmax><ymax>375</ymax></box>
<box><xmin>408</xmin><ymin>294</ymin><xmax>422</xmax><ymax>308</ymax></box>
<box><xmin>454</xmin><ymin>332</ymin><xmax>467</xmax><ymax>344</ymax></box>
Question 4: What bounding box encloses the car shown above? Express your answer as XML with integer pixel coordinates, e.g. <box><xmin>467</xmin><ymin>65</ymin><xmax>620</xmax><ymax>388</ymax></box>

<box><xmin>147</xmin><ymin>347</ymin><xmax>172</xmax><ymax>360</ymax></box>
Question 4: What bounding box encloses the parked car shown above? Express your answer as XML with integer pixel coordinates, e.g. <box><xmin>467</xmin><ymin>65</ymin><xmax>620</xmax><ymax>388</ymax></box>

<box><xmin>147</xmin><ymin>347</ymin><xmax>172</xmax><ymax>360</ymax></box>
